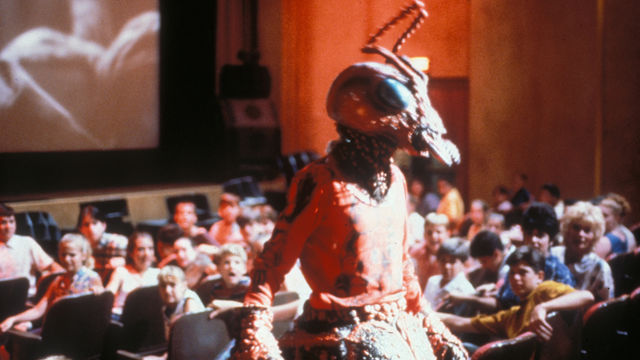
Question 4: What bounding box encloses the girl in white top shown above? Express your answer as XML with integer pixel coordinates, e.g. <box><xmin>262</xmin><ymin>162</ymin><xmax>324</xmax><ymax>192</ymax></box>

<box><xmin>106</xmin><ymin>231</ymin><xmax>161</xmax><ymax>319</ymax></box>
<box><xmin>157</xmin><ymin>265</ymin><xmax>204</xmax><ymax>340</ymax></box>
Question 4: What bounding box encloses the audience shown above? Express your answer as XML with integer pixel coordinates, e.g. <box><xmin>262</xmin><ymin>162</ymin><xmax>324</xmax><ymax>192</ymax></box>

<box><xmin>77</xmin><ymin>205</ymin><xmax>128</xmax><ymax>275</ymax></box>
<box><xmin>438</xmin><ymin>246</ymin><xmax>594</xmax><ymax>345</ymax></box>
<box><xmin>0</xmin><ymin>233</ymin><xmax>102</xmax><ymax>334</ymax></box>
<box><xmin>408</xmin><ymin>176</ymin><xmax>440</xmax><ymax>216</ymax></box>
<box><xmin>0</xmin><ymin>203</ymin><xmax>63</xmax><ymax>298</ymax></box>
<box><xmin>106</xmin><ymin>230</ymin><xmax>160</xmax><ymax>320</ymax></box>
<box><xmin>2</xmin><ymin>173</ymin><xmax>638</xmax><ymax>358</ymax></box>
<box><xmin>551</xmin><ymin>201</ymin><xmax>614</xmax><ymax>301</ymax></box>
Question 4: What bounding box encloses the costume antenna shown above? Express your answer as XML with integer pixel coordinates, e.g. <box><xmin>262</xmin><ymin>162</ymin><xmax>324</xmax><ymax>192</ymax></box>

<box><xmin>365</xmin><ymin>0</ymin><xmax>428</xmax><ymax>54</ymax></box>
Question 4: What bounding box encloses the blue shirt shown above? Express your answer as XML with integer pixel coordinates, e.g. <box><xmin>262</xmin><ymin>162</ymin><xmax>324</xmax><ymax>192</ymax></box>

<box><xmin>497</xmin><ymin>255</ymin><xmax>575</xmax><ymax>309</ymax></box>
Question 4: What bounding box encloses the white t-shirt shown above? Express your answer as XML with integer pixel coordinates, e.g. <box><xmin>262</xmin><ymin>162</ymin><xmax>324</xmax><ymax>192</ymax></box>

<box><xmin>0</xmin><ymin>234</ymin><xmax>56</xmax><ymax>296</ymax></box>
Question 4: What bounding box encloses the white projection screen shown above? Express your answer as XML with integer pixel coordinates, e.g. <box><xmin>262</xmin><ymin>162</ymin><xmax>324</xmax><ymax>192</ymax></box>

<box><xmin>0</xmin><ymin>0</ymin><xmax>159</xmax><ymax>152</ymax></box>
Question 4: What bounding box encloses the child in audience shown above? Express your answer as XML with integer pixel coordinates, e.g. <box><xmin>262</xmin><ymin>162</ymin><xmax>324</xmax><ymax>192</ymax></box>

<box><xmin>410</xmin><ymin>212</ymin><xmax>450</xmax><ymax>290</ymax></box>
<box><xmin>208</xmin><ymin>193</ymin><xmax>244</xmax><ymax>246</ymax></box>
<box><xmin>77</xmin><ymin>205</ymin><xmax>128</xmax><ymax>275</ymax></box>
<box><xmin>157</xmin><ymin>265</ymin><xmax>205</xmax><ymax>343</ymax></box>
<box><xmin>106</xmin><ymin>231</ymin><xmax>161</xmax><ymax>319</ymax></box>
<box><xmin>424</xmin><ymin>238</ymin><xmax>475</xmax><ymax>313</ymax></box>
<box><xmin>551</xmin><ymin>201</ymin><xmax>614</xmax><ymax>301</ymax></box>
<box><xmin>465</xmin><ymin>199</ymin><xmax>489</xmax><ymax>242</ymax></box>
<box><xmin>438</xmin><ymin>246</ymin><xmax>594</xmax><ymax>343</ymax></box>
<box><xmin>172</xmin><ymin>201</ymin><xmax>212</xmax><ymax>245</ymax></box>
<box><xmin>0</xmin><ymin>233</ymin><xmax>103</xmax><ymax>333</ymax></box>
<box><xmin>206</xmin><ymin>244</ymin><xmax>251</xmax><ymax>310</ymax></box>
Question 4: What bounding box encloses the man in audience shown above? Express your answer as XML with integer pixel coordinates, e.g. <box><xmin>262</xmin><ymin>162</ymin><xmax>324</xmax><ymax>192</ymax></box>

<box><xmin>0</xmin><ymin>203</ymin><xmax>63</xmax><ymax>297</ymax></box>
<box><xmin>438</xmin><ymin>246</ymin><xmax>594</xmax><ymax>343</ymax></box>
<box><xmin>497</xmin><ymin>202</ymin><xmax>575</xmax><ymax>309</ymax></box>
<box><xmin>77</xmin><ymin>205</ymin><xmax>128</xmax><ymax>275</ymax></box>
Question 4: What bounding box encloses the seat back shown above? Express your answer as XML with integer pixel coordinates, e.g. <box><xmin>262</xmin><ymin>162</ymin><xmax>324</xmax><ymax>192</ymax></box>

<box><xmin>14</xmin><ymin>211</ymin><xmax>61</xmax><ymax>257</ymax></box>
<box><xmin>0</xmin><ymin>277</ymin><xmax>29</xmax><ymax>321</ymax></box>
<box><xmin>194</xmin><ymin>275</ymin><xmax>222</xmax><ymax>306</ymax></box>
<box><xmin>608</xmin><ymin>249</ymin><xmax>640</xmax><ymax>297</ymax></box>
<box><xmin>80</xmin><ymin>199</ymin><xmax>134</xmax><ymax>236</ymax></box>
<box><xmin>118</xmin><ymin>285</ymin><xmax>167</xmax><ymax>353</ymax></box>
<box><xmin>471</xmin><ymin>331</ymin><xmax>538</xmax><ymax>360</ymax></box>
<box><xmin>33</xmin><ymin>271</ymin><xmax>65</xmax><ymax>304</ymax></box>
<box><xmin>40</xmin><ymin>291</ymin><xmax>114</xmax><ymax>359</ymax></box>
<box><xmin>167</xmin><ymin>310</ymin><xmax>231</xmax><ymax>360</ymax></box>
<box><xmin>581</xmin><ymin>295</ymin><xmax>636</xmax><ymax>359</ymax></box>
<box><xmin>536</xmin><ymin>311</ymin><xmax>581</xmax><ymax>360</ymax></box>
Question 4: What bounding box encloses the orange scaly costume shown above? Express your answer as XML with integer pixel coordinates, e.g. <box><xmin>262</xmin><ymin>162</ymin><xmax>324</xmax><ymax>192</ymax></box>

<box><xmin>231</xmin><ymin>1</ymin><xmax>466</xmax><ymax>359</ymax></box>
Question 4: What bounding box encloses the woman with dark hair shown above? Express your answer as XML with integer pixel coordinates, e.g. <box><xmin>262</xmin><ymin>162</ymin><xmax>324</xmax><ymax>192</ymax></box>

<box><xmin>105</xmin><ymin>231</ymin><xmax>160</xmax><ymax>319</ymax></box>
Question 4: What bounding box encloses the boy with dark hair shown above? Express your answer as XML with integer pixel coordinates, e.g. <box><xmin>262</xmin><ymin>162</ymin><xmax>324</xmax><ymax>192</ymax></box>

<box><xmin>424</xmin><ymin>238</ymin><xmax>475</xmax><ymax>311</ymax></box>
<box><xmin>468</xmin><ymin>230</ymin><xmax>508</xmax><ymax>288</ymax></box>
<box><xmin>497</xmin><ymin>202</ymin><xmax>575</xmax><ymax>309</ymax></box>
<box><xmin>438</xmin><ymin>246</ymin><xmax>594</xmax><ymax>341</ymax></box>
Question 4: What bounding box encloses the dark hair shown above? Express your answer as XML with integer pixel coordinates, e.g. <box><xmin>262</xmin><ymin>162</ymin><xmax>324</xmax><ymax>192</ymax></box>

<box><xmin>156</xmin><ymin>223</ymin><xmax>186</xmax><ymax>245</ymax></box>
<box><xmin>436</xmin><ymin>238</ymin><xmax>469</xmax><ymax>263</ymax></box>
<box><xmin>493</xmin><ymin>185</ymin><xmax>510</xmax><ymax>196</ymax></box>
<box><xmin>541</xmin><ymin>183</ymin><xmax>560</xmax><ymax>199</ymax></box>
<box><xmin>521</xmin><ymin>202</ymin><xmax>559</xmax><ymax>238</ymax></box>
<box><xmin>126</xmin><ymin>230</ymin><xmax>154</xmax><ymax>264</ymax></box>
<box><xmin>470</xmin><ymin>230</ymin><xmax>503</xmax><ymax>258</ymax></box>
<box><xmin>505</xmin><ymin>245</ymin><xmax>546</xmax><ymax>273</ymax></box>
<box><xmin>0</xmin><ymin>203</ymin><xmax>15</xmax><ymax>217</ymax></box>
<box><xmin>76</xmin><ymin>205</ymin><xmax>107</xmax><ymax>229</ymax></box>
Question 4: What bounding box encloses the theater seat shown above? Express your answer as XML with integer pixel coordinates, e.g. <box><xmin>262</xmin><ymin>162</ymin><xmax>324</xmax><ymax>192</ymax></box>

<box><xmin>607</xmin><ymin>248</ymin><xmax>640</xmax><ymax>297</ymax></box>
<box><xmin>8</xmin><ymin>291</ymin><xmax>114</xmax><ymax>360</ymax></box>
<box><xmin>471</xmin><ymin>331</ymin><xmax>538</xmax><ymax>360</ymax></box>
<box><xmin>581</xmin><ymin>294</ymin><xmax>637</xmax><ymax>359</ymax></box>
<box><xmin>106</xmin><ymin>285</ymin><xmax>167</xmax><ymax>359</ymax></box>
<box><xmin>0</xmin><ymin>277</ymin><xmax>29</xmax><ymax>321</ymax></box>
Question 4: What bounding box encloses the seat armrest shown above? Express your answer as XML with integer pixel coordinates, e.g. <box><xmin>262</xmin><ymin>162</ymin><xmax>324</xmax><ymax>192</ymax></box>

<box><xmin>7</xmin><ymin>328</ymin><xmax>42</xmax><ymax>341</ymax></box>
<box><xmin>116</xmin><ymin>349</ymin><xmax>145</xmax><ymax>359</ymax></box>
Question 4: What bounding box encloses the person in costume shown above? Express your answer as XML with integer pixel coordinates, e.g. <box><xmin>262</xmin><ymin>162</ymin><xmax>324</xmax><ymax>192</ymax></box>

<box><xmin>229</xmin><ymin>2</ymin><xmax>466</xmax><ymax>359</ymax></box>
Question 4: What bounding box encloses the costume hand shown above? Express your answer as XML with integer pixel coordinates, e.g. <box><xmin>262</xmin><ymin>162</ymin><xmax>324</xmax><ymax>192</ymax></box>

<box><xmin>529</xmin><ymin>304</ymin><xmax>553</xmax><ymax>341</ymax></box>
<box><xmin>231</xmin><ymin>306</ymin><xmax>283</xmax><ymax>360</ymax></box>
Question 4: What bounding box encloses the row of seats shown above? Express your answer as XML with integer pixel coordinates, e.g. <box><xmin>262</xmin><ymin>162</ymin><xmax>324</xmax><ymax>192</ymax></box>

<box><xmin>0</xmin><ymin>277</ymin><xmax>298</xmax><ymax>360</ymax></box>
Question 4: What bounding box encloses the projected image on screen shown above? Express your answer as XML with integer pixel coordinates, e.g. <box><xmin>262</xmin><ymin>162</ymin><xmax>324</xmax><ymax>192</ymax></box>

<box><xmin>0</xmin><ymin>0</ymin><xmax>159</xmax><ymax>152</ymax></box>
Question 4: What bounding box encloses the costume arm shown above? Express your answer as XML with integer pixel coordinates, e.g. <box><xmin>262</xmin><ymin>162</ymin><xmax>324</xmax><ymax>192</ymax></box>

<box><xmin>422</xmin><ymin>307</ymin><xmax>469</xmax><ymax>360</ymax></box>
<box><xmin>233</xmin><ymin>167</ymin><xmax>325</xmax><ymax>360</ymax></box>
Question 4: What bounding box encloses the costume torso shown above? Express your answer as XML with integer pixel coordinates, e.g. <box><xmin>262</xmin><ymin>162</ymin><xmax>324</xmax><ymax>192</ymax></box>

<box><xmin>245</xmin><ymin>156</ymin><xmax>420</xmax><ymax>311</ymax></box>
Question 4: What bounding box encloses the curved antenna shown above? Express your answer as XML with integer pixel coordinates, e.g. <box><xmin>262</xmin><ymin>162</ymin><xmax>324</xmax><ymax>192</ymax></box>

<box><xmin>364</xmin><ymin>0</ymin><xmax>428</xmax><ymax>54</ymax></box>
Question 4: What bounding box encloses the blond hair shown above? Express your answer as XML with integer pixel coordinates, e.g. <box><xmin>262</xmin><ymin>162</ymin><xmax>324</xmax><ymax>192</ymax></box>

<box><xmin>214</xmin><ymin>243</ymin><xmax>248</xmax><ymax>265</ymax></box>
<box><xmin>59</xmin><ymin>233</ymin><xmax>94</xmax><ymax>268</ymax></box>
<box><xmin>425</xmin><ymin>212</ymin><xmax>449</xmax><ymax>227</ymax></box>
<box><xmin>157</xmin><ymin>265</ymin><xmax>186</xmax><ymax>285</ymax></box>
<box><xmin>561</xmin><ymin>201</ymin><xmax>606</xmax><ymax>241</ymax></box>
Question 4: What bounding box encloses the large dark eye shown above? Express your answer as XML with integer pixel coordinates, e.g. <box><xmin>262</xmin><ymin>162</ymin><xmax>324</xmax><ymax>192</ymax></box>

<box><xmin>375</xmin><ymin>78</ymin><xmax>411</xmax><ymax>112</ymax></box>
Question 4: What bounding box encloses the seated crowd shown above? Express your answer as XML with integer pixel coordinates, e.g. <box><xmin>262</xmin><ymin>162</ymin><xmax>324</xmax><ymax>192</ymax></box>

<box><xmin>407</xmin><ymin>173</ymin><xmax>638</xmax><ymax>356</ymax></box>
<box><xmin>0</xmin><ymin>171</ymin><xmax>638</xmax><ymax>359</ymax></box>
